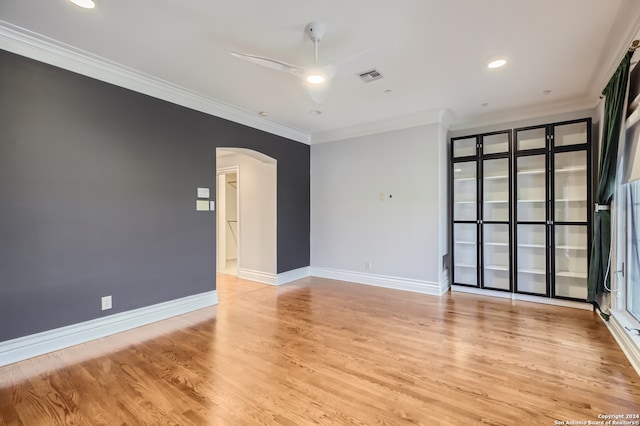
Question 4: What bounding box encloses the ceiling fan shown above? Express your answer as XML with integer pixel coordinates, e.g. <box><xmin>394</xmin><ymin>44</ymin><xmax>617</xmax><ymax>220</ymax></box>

<box><xmin>231</xmin><ymin>22</ymin><xmax>392</xmax><ymax>104</ymax></box>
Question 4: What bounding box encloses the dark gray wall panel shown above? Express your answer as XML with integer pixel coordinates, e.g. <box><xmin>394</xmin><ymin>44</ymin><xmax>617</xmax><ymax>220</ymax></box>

<box><xmin>0</xmin><ymin>50</ymin><xmax>310</xmax><ymax>341</ymax></box>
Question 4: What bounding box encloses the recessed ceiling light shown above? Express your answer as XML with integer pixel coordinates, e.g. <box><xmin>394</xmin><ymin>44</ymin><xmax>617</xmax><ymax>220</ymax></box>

<box><xmin>487</xmin><ymin>59</ymin><xmax>506</xmax><ymax>69</ymax></box>
<box><xmin>69</xmin><ymin>0</ymin><xmax>95</xmax><ymax>9</ymax></box>
<box><xmin>384</xmin><ymin>89</ymin><xmax>392</xmax><ymax>94</ymax></box>
<box><xmin>259</xmin><ymin>111</ymin><xmax>268</xmax><ymax>117</ymax></box>
<box><xmin>309</xmin><ymin>110</ymin><xmax>322</xmax><ymax>115</ymax></box>
<box><xmin>543</xmin><ymin>90</ymin><xmax>551</xmax><ymax>95</ymax></box>
<box><xmin>482</xmin><ymin>103</ymin><xmax>489</xmax><ymax>108</ymax></box>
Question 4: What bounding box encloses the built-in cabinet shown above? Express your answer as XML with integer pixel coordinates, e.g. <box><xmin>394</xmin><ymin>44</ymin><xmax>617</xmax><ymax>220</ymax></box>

<box><xmin>451</xmin><ymin>130</ymin><xmax>512</xmax><ymax>292</ymax></box>
<box><xmin>514</xmin><ymin>119</ymin><xmax>592</xmax><ymax>300</ymax></box>
<box><xmin>450</xmin><ymin>118</ymin><xmax>592</xmax><ymax>302</ymax></box>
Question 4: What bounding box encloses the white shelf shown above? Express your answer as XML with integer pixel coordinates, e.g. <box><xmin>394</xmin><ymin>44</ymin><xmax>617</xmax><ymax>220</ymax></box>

<box><xmin>517</xmin><ymin>166</ymin><xmax>587</xmax><ymax>175</ymax></box>
<box><xmin>455</xmin><ymin>240</ymin><xmax>476</xmax><ymax>245</ymax></box>
<box><xmin>453</xmin><ymin>176</ymin><xmax>509</xmax><ymax>182</ymax></box>
<box><xmin>555</xmin><ymin>199</ymin><xmax>587</xmax><ymax>203</ymax></box>
<box><xmin>556</xmin><ymin>166</ymin><xmax>586</xmax><ymax>174</ymax></box>
<box><xmin>517</xmin><ymin>199</ymin><xmax>545</xmax><ymax>203</ymax></box>
<box><xmin>485</xmin><ymin>265</ymin><xmax>509</xmax><ymax>271</ymax></box>
<box><xmin>455</xmin><ymin>263</ymin><xmax>476</xmax><ymax>269</ymax></box>
<box><xmin>484</xmin><ymin>200</ymin><xmax>509</xmax><ymax>204</ymax></box>
<box><xmin>455</xmin><ymin>200</ymin><xmax>476</xmax><ymax>204</ymax></box>
<box><xmin>518</xmin><ymin>268</ymin><xmax>546</xmax><ymax>275</ymax></box>
<box><xmin>518</xmin><ymin>243</ymin><xmax>545</xmax><ymax>248</ymax></box>
<box><xmin>556</xmin><ymin>271</ymin><xmax>588</xmax><ymax>279</ymax></box>
<box><xmin>485</xmin><ymin>242</ymin><xmax>509</xmax><ymax>246</ymax></box>
<box><xmin>555</xmin><ymin>245</ymin><xmax>587</xmax><ymax>250</ymax></box>
<box><xmin>517</xmin><ymin>169</ymin><xmax>545</xmax><ymax>176</ymax></box>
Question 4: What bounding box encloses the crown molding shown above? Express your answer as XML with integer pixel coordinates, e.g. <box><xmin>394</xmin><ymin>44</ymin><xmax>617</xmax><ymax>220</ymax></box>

<box><xmin>311</xmin><ymin>108</ymin><xmax>444</xmax><ymax>144</ymax></box>
<box><xmin>586</xmin><ymin>5</ymin><xmax>640</xmax><ymax>99</ymax></box>
<box><xmin>0</xmin><ymin>21</ymin><xmax>311</xmax><ymax>145</ymax></box>
<box><xmin>447</xmin><ymin>96</ymin><xmax>598</xmax><ymax>132</ymax></box>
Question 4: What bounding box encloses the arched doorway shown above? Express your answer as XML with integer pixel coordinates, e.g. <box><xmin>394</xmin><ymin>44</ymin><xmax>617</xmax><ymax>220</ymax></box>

<box><xmin>216</xmin><ymin>148</ymin><xmax>277</xmax><ymax>282</ymax></box>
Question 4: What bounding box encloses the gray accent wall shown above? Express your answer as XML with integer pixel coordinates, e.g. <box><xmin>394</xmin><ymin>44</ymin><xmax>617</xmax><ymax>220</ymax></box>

<box><xmin>0</xmin><ymin>50</ymin><xmax>310</xmax><ymax>342</ymax></box>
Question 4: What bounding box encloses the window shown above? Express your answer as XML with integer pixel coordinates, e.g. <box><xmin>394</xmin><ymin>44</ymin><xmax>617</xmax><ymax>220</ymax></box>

<box><xmin>626</xmin><ymin>179</ymin><xmax>640</xmax><ymax>321</ymax></box>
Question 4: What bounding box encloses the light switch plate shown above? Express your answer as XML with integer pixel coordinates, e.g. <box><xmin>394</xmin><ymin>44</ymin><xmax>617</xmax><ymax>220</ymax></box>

<box><xmin>210</xmin><ymin>201</ymin><xmax>215</xmax><ymax>211</ymax></box>
<box><xmin>197</xmin><ymin>187</ymin><xmax>210</xmax><ymax>198</ymax></box>
<box><xmin>196</xmin><ymin>200</ymin><xmax>209</xmax><ymax>211</ymax></box>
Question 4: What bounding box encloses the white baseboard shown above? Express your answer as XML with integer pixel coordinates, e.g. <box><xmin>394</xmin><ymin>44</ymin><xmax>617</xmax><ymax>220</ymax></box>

<box><xmin>605</xmin><ymin>312</ymin><xmax>640</xmax><ymax>377</ymax></box>
<box><xmin>0</xmin><ymin>290</ymin><xmax>218</xmax><ymax>367</ymax></box>
<box><xmin>310</xmin><ymin>267</ymin><xmax>448</xmax><ymax>296</ymax></box>
<box><xmin>451</xmin><ymin>285</ymin><xmax>592</xmax><ymax>310</ymax></box>
<box><xmin>276</xmin><ymin>267</ymin><xmax>310</xmax><ymax>285</ymax></box>
<box><xmin>512</xmin><ymin>293</ymin><xmax>592</xmax><ymax>310</ymax></box>
<box><xmin>451</xmin><ymin>285</ymin><xmax>512</xmax><ymax>299</ymax></box>
<box><xmin>238</xmin><ymin>268</ymin><xmax>277</xmax><ymax>285</ymax></box>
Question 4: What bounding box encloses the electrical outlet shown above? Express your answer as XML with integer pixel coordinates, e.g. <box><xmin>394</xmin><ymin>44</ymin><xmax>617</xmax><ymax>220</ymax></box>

<box><xmin>365</xmin><ymin>261</ymin><xmax>371</xmax><ymax>270</ymax></box>
<box><xmin>101</xmin><ymin>295</ymin><xmax>112</xmax><ymax>310</ymax></box>
<box><xmin>379</xmin><ymin>192</ymin><xmax>385</xmax><ymax>201</ymax></box>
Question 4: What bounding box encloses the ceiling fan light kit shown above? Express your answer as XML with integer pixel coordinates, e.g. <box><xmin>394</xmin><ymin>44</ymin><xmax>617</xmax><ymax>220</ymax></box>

<box><xmin>69</xmin><ymin>0</ymin><xmax>95</xmax><ymax>9</ymax></box>
<box><xmin>306</xmin><ymin>72</ymin><xmax>326</xmax><ymax>85</ymax></box>
<box><xmin>231</xmin><ymin>21</ymin><xmax>391</xmax><ymax>104</ymax></box>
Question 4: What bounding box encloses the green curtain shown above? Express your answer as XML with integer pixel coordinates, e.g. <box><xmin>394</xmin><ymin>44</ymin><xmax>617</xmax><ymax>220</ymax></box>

<box><xmin>587</xmin><ymin>51</ymin><xmax>633</xmax><ymax>302</ymax></box>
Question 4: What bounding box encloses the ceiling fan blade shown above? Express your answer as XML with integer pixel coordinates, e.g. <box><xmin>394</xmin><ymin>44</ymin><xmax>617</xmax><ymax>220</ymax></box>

<box><xmin>321</xmin><ymin>64</ymin><xmax>338</xmax><ymax>81</ymax></box>
<box><xmin>231</xmin><ymin>51</ymin><xmax>303</xmax><ymax>74</ymax></box>
<box><xmin>330</xmin><ymin>42</ymin><xmax>393</xmax><ymax>75</ymax></box>
<box><xmin>306</xmin><ymin>82</ymin><xmax>330</xmax><ymax>104</ymax></box>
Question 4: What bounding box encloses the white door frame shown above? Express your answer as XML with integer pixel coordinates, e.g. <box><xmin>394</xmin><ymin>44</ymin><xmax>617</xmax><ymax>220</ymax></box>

<box><xmin>217</xmin><ymin>166</ymin><xmax>240</xmax><ymax>274</ymax></box>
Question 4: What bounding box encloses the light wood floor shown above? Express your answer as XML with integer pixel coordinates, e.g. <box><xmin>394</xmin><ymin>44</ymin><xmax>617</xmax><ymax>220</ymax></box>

<box><xmin>1</xmin><ymin>275</ymin><xmax>639</xmax><ymax>425</ymax></box>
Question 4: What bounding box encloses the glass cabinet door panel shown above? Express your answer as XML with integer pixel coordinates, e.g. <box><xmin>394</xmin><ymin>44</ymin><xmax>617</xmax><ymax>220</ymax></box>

<box><xmin>554</xmin><ymin>225</ymin><xmax>588</xmax><ymax>299</ymax></box>
<box><xmin>454</xmin><ymin>223</ymin><xmax>477</xmax><ymax>286</ymax></box>
<box><xmin>516</xmin><ymin>127</ymin><xmax>546</xmax><ymax>151</ymax></box>
<box><xmin>516</xmin><ymin>224</ymin><xmax>547</xmax><ymax>295</ymax></box>
<box><xmin>516</xmin><ymin>155</ymin><xmax>546</xmax><ymax>222</ymax></box>
<box><xmin>483</xmin><ymin>224</ymin><xmax>510</xmax><ymax>290</ymax></box>
<box><xmin>482</xmin><ymin>133</ymin><xmax>510</xmax><ymax>155</ymax></box>
<box><xmin>453</xmin><ymin>161</ymin><xmax>477</xmax><ymax>221</ymax></box>
<box><xmin>554</xmin><ymin>151</ymin><xmax>587</xmax><ymax>222</ymax></box>
<box><xmin>554</xmin><ymin>122</ymin><xmax>588</xmax><ymax>147</ymax></box>
<box><xmin>453</xmin><ymin>137</ymin><xmax>476</xmax><ymax>158</ymax></box>
<box><xmin>483</xmin><ymin>158</ymin><xmax>509</xmax><ymax>221</ymax></box>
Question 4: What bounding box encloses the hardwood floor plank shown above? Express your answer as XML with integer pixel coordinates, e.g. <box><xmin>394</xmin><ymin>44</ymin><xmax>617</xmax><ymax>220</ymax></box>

<box><xmin>1</xmin><ymin>275</ymin><xmax>639</xmax><ymax>425</ymax></box>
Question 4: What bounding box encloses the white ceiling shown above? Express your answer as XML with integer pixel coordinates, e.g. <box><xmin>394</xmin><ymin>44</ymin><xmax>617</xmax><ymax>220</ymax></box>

<box><xmin>1</xmin><ymin>0</ymin><xmax>640</xmax><ymax>143</ymax></box>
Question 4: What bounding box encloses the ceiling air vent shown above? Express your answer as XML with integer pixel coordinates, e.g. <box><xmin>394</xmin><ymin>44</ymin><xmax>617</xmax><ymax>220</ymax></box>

<box><xmin>358</xmin><ymin>69</ymin><xmax>384</xmax><ymax>83</ymax></box>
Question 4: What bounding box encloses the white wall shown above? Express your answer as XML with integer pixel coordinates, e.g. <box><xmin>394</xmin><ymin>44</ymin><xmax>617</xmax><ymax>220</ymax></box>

<box><xmin>438</xmin><ymin>122</ymin><xmax>450</xmax><ymax>286</ymax></box>
<box><xmin>310</xmin><ymin>123</ymin><xmax>448</xmax><ymax>295</ymax></box>
<box><xmin>217</xmin><ymin>151</ymin><xmax>277</xmax><ymax>277</ymax></box>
